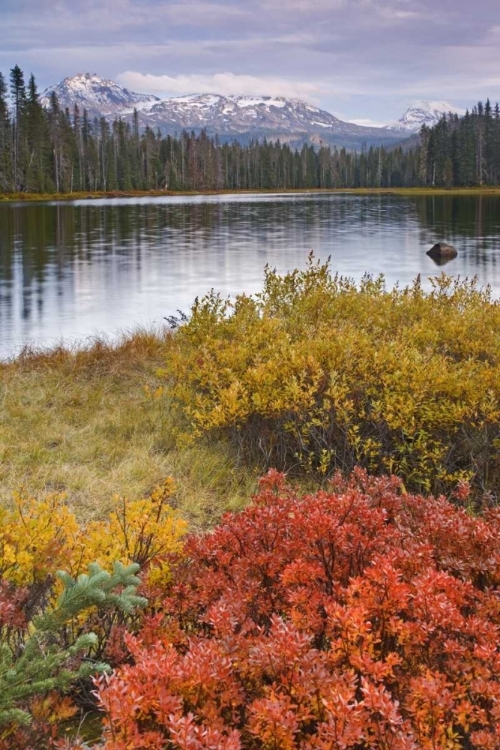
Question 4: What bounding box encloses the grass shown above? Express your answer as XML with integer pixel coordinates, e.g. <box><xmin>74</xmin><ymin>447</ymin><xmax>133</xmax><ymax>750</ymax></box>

<box><xmin>2</xmin><ymin>186</ymin><xmax>500</xmax><ymax>203</ymax></box>
<box><xmin>0</xmin><ymin>329</ymin><xmax>257</xmax><ymax>528</ymax></box>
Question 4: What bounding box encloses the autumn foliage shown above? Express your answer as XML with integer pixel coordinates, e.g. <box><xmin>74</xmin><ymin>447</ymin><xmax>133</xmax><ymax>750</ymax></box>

<box><xmin>97</xmin><ymin>470</ymin><xmax>500</xmax><ymax>750</ymax></box>
<box><xmin>0</xmin><ymin>481</ymin><xmax>185</xmax><ymax>748</ymax></box>
<box><xmin>163</xmin><ymin>256</ymin><xmax>500</xmax><ymax>498</ymax></box>
<box><xmin>0</xmin><ymin>478</ymin><xmax>185</xmax><ymax>591</ymax></box>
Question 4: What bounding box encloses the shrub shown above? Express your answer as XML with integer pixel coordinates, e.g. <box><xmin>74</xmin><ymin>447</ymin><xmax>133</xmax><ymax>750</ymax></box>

<box><xmin>0</xmin><ymin>479</ymin><xmax>186</xmax><ymax>596</ymax></box>
<box><xmin>82</xmin><ymin>478</ymin><xmax>187</xmax><ymax>600</ymax></box>
<box><xmin>0</xmin><ymin>492</ymin><xmax>79</xmax><ymax>587</ymax></box>
<box><xmin>163</xmin><ymin>256</ymin><xmax>500</xmax><ymax>498</ymax></box>
<box><xmin>0</xmin><ymin>481</ymin><xmax>186</xmax><ymax>747</ymax></box>
<box><xmin>97</xmin><ymin>470</ymin><xmax>500</xmax><ymax>749</ymax></box>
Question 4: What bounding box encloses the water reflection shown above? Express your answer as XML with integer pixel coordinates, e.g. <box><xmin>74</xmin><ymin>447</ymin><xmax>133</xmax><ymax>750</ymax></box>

<box><xmin>427</xmin><ymin>256</ymin><xmax>457</xmax><ymax>268</ymax></box>
<box><xmin>1</xmin><ymin>192</ymin><xmax>500</xmax><ymax>358</ymax></box>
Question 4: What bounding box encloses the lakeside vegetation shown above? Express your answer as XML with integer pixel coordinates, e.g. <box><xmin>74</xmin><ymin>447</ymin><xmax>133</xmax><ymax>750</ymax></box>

<box><xmin>165</xmin><ymin>258</ymin><xmax>500</xmax><ymax>499</ymax></box>
<box><xmin>2</xmin><ymin>261</ymin><xmax>500</xmax><ymax>747</ymax></box>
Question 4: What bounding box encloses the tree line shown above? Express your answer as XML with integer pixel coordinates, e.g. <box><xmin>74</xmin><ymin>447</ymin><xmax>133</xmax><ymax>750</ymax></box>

<box><xmin>2</xmin><ymin>65</ymin><xmax>500</xmax><ymax>194</ymax></box>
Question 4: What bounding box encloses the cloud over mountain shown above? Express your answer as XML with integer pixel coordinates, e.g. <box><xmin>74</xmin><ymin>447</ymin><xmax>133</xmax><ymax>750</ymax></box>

<box><xmin>117</xmin><ymin>72</ymin><xmax>327</xmax><ymax>103</ymax></box>
<box><xmin>4</xmin><ymin>0</ymin><xmax>498</xmax><ymax>126</ymax></box>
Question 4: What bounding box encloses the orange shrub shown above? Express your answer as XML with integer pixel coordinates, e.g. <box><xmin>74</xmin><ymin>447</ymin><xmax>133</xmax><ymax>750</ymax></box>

<box><xmin>97</xmin><ymin>470</ymin><xmax>500</xmax><ymax>750</ymax></box>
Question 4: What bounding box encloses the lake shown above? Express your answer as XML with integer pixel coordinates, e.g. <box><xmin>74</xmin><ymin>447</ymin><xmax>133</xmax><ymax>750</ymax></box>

<box><xmin>1</xmin><ymin>192</ymin><xmax>500</xmax><ymax>359</ymax></box>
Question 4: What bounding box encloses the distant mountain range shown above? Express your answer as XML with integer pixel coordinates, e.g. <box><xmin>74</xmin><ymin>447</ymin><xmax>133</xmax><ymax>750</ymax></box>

<box><xmin>40</xmin><ymin>73</ymin><xmax>463</xmax><ymax>151</ymax></box>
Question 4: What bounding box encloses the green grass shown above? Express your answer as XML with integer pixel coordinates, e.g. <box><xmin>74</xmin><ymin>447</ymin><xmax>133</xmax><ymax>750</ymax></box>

<box><xmin>0</xmin><ymin>330</ymin><xmax>256</xmax><ymax>528</ymax></box>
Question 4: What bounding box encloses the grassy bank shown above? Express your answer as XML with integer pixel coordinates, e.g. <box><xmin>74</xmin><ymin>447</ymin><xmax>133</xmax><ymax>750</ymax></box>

<box><xmin>2</xmin><ymin>262</ymin><xmax>500</xmax><ymax>750</ymax></box>
<box><xmin>0</xmin><ymin>330</ymin><xmax>255</xmax><ymax>526</ymax></box>
<box><xmin>2</xmin><ymin>186</ymin><xmax>500</xmax><ymax>202</ymax></box>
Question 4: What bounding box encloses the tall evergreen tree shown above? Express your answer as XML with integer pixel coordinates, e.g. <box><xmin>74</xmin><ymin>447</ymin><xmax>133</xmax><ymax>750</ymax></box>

<box><xmin>24</xmin><ymin>73</ymin><xmax>50</xmax><ymax>191</ymax></box>
<box><xmin>0</xmin><ymin>72</ymin><xmax>11</xmax><ymax>191</ymax></box>
<box><xmin>9</xmin><ymin>65</ymin><xmax>26</xmax><ymax>121</ymax></box>
<box><xmin>10</xmin><ymin>65</ymin><xmax>27</xmax><ymax>190</ymax></box>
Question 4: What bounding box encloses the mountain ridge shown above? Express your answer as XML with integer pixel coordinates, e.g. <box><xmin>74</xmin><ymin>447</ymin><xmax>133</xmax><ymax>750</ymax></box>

<box><xmin>39</xmin><ymin>74</ymin><xmax>462</xmax><ymax>150</ymax></box>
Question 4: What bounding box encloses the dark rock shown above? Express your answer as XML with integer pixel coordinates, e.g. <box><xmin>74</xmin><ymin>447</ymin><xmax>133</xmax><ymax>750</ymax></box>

<box><xmin>426</xmin><ymin>242</ymin><xmax>457</xmax><ymax>260</ymax></box>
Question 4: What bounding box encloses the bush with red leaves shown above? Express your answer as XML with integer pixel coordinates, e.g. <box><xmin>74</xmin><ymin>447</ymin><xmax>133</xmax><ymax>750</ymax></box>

<box><xmin>96</xmin><ymin>470</ymin><xmax>500</xmax><ymax>750</ymax></box>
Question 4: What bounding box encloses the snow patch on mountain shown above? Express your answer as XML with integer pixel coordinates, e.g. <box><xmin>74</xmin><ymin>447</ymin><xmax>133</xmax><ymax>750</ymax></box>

<box><xmin>132</xmin><ymin>93</ymin><xmax>347</xmax><ymax>135</ymax></box>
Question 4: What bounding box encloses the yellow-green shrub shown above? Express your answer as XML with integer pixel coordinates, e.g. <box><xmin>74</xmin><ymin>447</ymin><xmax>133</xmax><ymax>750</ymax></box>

<box><xmin>83</xmin><ymin>478</ymin><xmax>187</xmax><ymax>588</ymax></box>
<box><xmin>0</xmin><ymin>493</ymin><xmax>79</xmax><ymax>587</ymax></box>
<box><xmin>163</xmin><ymin>256</ymin><xmax>500</xmax><ymax>497</ymax></box>
<box><xmin>0</xmin><ymin>479</ymin><xmax>186</xmax><ymax>589</ymax></box>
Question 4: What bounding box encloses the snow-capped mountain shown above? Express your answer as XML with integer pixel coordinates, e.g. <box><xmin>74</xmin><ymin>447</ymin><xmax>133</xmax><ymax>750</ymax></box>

<box><xmin>40</xmin><ymin>73</ymin><xmax>159</xmax><ymax>117</ymax></box>
<box><xmin>130</xmin><ymin>93</ymin><xmax>344</xmax><ymax>134</ymax></box>
<box><xmin>38</xmin><ymin>74</ymin><xmax>422</xmax><ymax>150</ymax></box>
<box><xmin>392</xmin><ymin>101</ymin><xmax>465</xmax><ymax>132</ymax></box>
<box><xmin>128</xmin><ymin>93</ymin><xmax>405</xmax><ymax>149</ymax></box>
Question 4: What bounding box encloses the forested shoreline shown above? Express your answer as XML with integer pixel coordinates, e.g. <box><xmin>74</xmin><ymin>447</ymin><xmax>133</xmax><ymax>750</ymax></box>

<box><xmin>2</xmin><ymin>65</ymin><xmax>500</xmax><ymax>194</ymax></box>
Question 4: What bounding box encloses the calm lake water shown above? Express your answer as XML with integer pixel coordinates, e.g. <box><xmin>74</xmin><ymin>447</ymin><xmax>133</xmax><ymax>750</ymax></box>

<box><xmin>1</xmin><ymin>192</ymin><xmax>500</xmax><ymax>359</ymax></box>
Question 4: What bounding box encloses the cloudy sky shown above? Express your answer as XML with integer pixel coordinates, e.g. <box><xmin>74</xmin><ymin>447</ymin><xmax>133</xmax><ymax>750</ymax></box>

<box><xmin>2</xmin><ymin>0</ymin><xmax>499</xmax><ymax>125</ymax></box>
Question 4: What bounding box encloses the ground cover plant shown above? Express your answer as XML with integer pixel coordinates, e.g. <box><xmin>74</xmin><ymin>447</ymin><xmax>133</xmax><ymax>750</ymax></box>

<box><xmin>0</xmin><ymin>482</ymin><xmax>185</xmax><ymax>748</ymax></box>
<box><xmin>0</xmin><ymin>561</ymin><xmax>144</xmax><ymax>749</ymax></box>
<box><xmin>96</xmin><ymin>470</ymin><xmax>500</xmax><ymax>749</ymax></box>
<box><xmin>164</xmin><ymin>255</ymin><xmax>500</xmax><ymax>499</ymax></box>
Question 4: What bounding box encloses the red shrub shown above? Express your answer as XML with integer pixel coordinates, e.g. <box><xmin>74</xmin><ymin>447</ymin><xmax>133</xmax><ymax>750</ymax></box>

<box><xmin>0</xmin><ymin>580</ymin><xmax>28</xmax><ymax>630</ymax></box>
<box><xmin>97</xmin><ymin>470</ymin><xmax>500</xmax><ymax>749</ymax></box>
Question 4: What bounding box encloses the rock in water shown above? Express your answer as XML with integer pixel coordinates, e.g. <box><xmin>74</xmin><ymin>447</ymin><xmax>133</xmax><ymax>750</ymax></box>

<box><xmin>427</xmin><ymin>242</ymin><xmax>457</xmax><ymax>259</ymax></box>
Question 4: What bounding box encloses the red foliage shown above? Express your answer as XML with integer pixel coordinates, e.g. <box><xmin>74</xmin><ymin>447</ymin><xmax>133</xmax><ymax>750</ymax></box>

<box><xmin>96</xmin><ymin>470</ymin><xmax>500</xmax><ymax>749</ymax></box>
<box><xmin>0</xmin><ymin>580</ymin><xmax>28</xmax><ymax>629</ymax></box>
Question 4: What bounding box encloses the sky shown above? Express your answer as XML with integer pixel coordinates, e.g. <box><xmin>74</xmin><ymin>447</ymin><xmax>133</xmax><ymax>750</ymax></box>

<box><xmin>2</xmin><ymin>0</ymin><xmax>500</xmax><ymax>125</ymax></box>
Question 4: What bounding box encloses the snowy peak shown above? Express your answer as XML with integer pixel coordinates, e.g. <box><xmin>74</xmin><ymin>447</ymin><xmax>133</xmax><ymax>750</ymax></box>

<box><xmin>40</xmin><ymin>73</ymin><xmax>159</xmax><ymax>117</ymax></box>
<box><xmin>135</xmin><ymin>93</ymin><xmax>345</xmax><ymax>135</ymax></box>
<box><xmin>38</xmin><ymin>74</ymin><xmax>470</xmax><ymax>148</ymax></box>
<box><xmin>38</xmin><ymin>73</ymin><xmax>411</xmax><ymax>150</ymax></box>
<box><xmin>392</xmin><ymin>101</ymin><xmax>465</xmax><ymax>132</ymax></box>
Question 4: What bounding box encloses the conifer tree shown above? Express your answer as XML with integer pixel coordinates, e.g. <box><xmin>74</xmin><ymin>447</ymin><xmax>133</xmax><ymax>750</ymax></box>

<box><xmin>24</xmin><ymin>73</ymin><xmax>50</xmax><ymax>191</ymax></box>
<box><xmin>0</xmin><ymin>72</ymin><xmax>11</xmax><ymax>191</ymax></box>
<box><xmin>9</xmin><ymin>65</ymin><xmax>27</xmax><ymax>190</ymax></box>
<box><xmin>0</xmin><ymin>561</ymin><xmax>146</xmax><ymax>730</ymax></box>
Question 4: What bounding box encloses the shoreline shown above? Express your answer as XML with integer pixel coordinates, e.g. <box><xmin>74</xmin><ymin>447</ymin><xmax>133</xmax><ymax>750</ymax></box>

<box><xmin>2</xmin><ymin>186</ymin><xmax>500</xmax><ymax>203</ymax></box>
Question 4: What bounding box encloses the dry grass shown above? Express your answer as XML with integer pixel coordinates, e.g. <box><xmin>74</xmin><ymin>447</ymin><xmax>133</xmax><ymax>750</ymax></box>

<box><xmin>0</xmin><ymin>329</ymin><xmax>256</xmax><ymax>528</ymax></box>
